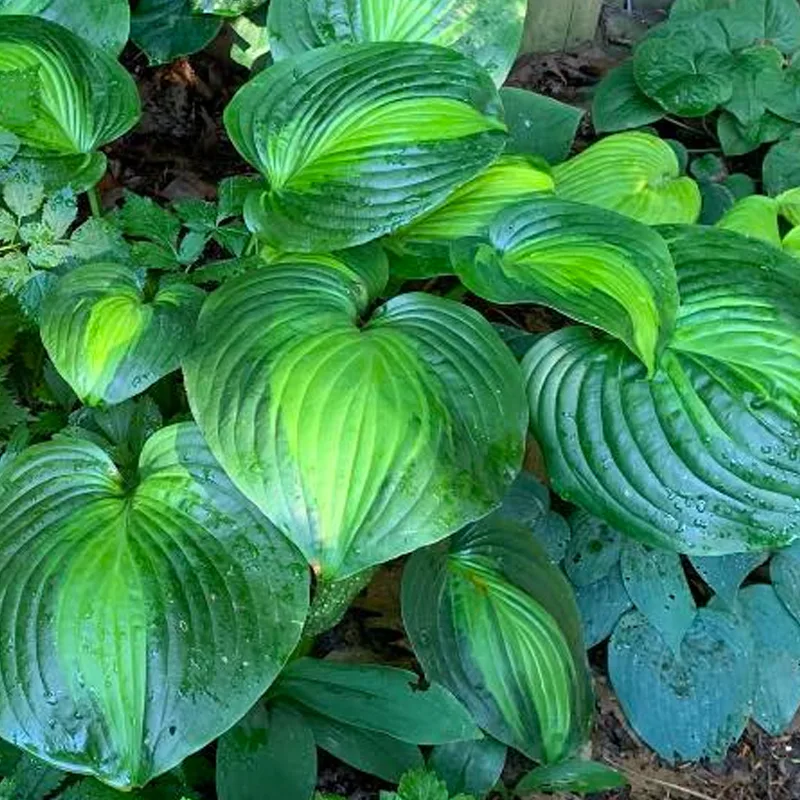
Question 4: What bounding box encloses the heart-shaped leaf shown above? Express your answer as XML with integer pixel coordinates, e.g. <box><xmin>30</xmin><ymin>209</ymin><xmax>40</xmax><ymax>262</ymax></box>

<box><xmin>451</xmin><ymin>196</ymin><xmax>679</xmax><ymax>374</ymax></box>
<box><xmin>266</xmin><ymin>0</ymin><xmax>527</xmax><ymax>85</ymax></box>
<box><xmin>183</xmin><ymin>260</ymin><xmax>527</xmax><ymax>579</ymax></box>
<box><xmin>592</xmin><ymin>62</ymin><xmax>665</xmax><ymax>134</ymax></box>
<box><xmin>0</xmin><ymin>16</ymin><xmax>139</xmax><ymax>155</ymax></box>
<box><xmin>553</xmin><ymin>132</ymin><xmax>701</xmax><ymax>225</ymax></box>
<box><xmin>690</xmin><ymin>552</ymin><xmax>769</xmax><ymax>607</ymax></box>
<box><xmin>0</xmin><ymin>423</ymin><xmax>310</xmax><ymax>787</ymax></box>
<box><xmin>524</xmin><ymin>229</ymin><xmax>800</xmax><ymax>555</ymax></box>
<box><xmin>573</xmin><ymin>565</ymin><xmax>633</xmax><ymax>649</ymax></box>
<box><xmin>609</xmin><ymin>608</ymin><xmax>753</xmax><ymax>762</ymax></box>
<box><xmin>224</xmin><ymin>42</ymin><xmax>507</xmax><ymax>252</ymax></box>
<box><xmin>41</xmin><ymin>264</ymin><xmax>204</xmax><ymax>406</ymax></box>
<box><xmin>402</xmin><ymin>517</ymin><xmax>593</xmax><ymax>764</ymax></box>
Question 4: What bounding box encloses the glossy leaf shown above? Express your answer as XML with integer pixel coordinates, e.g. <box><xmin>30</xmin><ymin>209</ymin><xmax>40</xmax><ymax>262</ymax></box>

<box><xmin>763</xmin><ymin>58</ymin><xmax>800</xmax><ymax>123</ymax></box>
<box><xmin>224</xmin><ymin>42</ymin><xmax>507</xmax><ymax>252</ymax></box>
<box><xmin>217</xmin><ymin>702</ymin><xmax>317</xmax><ymax>800</ymax></box>
<box><xmin>764</xmin><ymin>135</ymin><xmax>800</xmax><ymax>197</ymax></box>
<box><xmin>633</xmin><ymin>19</ymin><xmax>734</xmax><ymax>116</ymax></box>
<box><xmin>524</xmin><ymin>229</ymin><xmax>800</xmax><ymax>555</ymax></box>
<box><xmin>266</xmin><ymin>0</ymin><xmax>527</xmax><ymax>85</ymax></box>
<box><xmin>736</xmin><ymin>584</ymin><xmax>800</xmax><ymax>735</ymax></box>
<box><xmin>451</xmin><ymin>195</ymin><xmax>679</xmax><ymax>374</ymax></box>
<box><xmin>516</xmin><ymin>759</ymin><xmax>627</xmax><ymax>796</ymax></box>
<box><xmin>772</xmin><ymin>542</ymin><xmax>800</xmax><ymax>624</ymax></box>
<box><xmin>716</xmin><ymin>195</ymin><xmax>782</xmax><ymax>246</ymax></box>
<box><xmin>499</xmin><ymin>88</ymin><xmax>584</xmax><ymax>163</ymax></box>
<box><xmin>428</xmin><ymin>739</ymin><xmax>506</xmax><ymax>798</ymax></box>
<box><xmin>0</xmin><ymin>16</ymin><xmax>139</xmax><ymax>154</ymax></box>
<box><xmin>386</xmin><ymin>155</ymin><xmax>553</xmax><ymax>280</ymax></box>
<box><xmin>273</xmin><ymin>659</ymin><xmax>481</xmax><ymax>745</ymax></box>
<box><xmin>41</xmin><ymin>264</ymin><xmax>204</xmax><ymax>406</ymax></box>
<box><xmin>0</xmin><ymin>423</ymin><xmax>310</xmax><ymax>787</ymax></box>
<box><xmin>690</xmin><ymin>552</ymin><xmax>769</xmax><ymax>607</ymax></box>
<box><xmin>191</xmin><ymin>0</ymin><xmax>263</xmax><ymax>16</ymax></box>
<box><xmin>592</xmin><ymin>62</ymin><xmax>665</xmax><ymax>133</ymax></box>
<box><xmin>131</xmin><ymin>0</ymin><xmax>223</xmax><ymax>65</ymax></box>
<box><xmin>718</xmin><ymin>109</ymin><xmax>794</xmax><ymax>157</ymax></box>
<box><xmin>564</xmin><ymin>510</ymin><xmax>624</xmax><ymax>588</ymax></box>
<box><xmin>724</xmin><ymin>45</ymin><xmax>783</xmax><ymax>126</ymax></box>
<box><xmin>779</xmin><ymin>188</ymin><xmax>800</xmax><ymax>226</ymax></box>
<box><xmin>184</xmin><ymin>260</ymin><xmax>526</xmax><ymax>578</ymax></box>
<box><xmin>620</xmin><ymin>542</ymin><xmax>696</xmax><ymax>654</ymax></box>
<box><xmin>573</xmin><ymin>565</ymin><xmax>633</xmax><ymax>648</ymax></box>
<box><xmin>609</xmin><ymin>608</ymin><xmax>753</xmax><ymax>762</ymax></box>
<box><xmin>403</xmin><ymin>517</ymin><xmax>594</xmax><ymax>764</ymax></box>
<box><xmin>553</xmin><ymin>132</ymin><xmax>702</xmax><ymax>226</ymax></box>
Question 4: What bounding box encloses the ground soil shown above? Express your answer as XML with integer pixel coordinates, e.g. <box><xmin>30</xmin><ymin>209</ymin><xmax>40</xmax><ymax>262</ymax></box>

<box><xmin>101</xmin><ymin>15</ymin><xmax>796</xmax><ymax>799</ymax></box>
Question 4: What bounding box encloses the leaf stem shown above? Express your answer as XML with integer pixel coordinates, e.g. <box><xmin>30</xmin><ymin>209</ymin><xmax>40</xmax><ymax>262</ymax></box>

<box><xmin>87</xmin><ymin>187</ymin><xmax>102</xmax><ymax>218</ymax></box>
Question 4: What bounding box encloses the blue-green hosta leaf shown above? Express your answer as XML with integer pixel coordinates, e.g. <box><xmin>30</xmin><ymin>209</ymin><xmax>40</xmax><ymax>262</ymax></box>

<box><xmin>402</xmin><ymin>518</ymin><xmax>594</xmax><ymax>764</ymax></box>
<box><xmin>451</xmin><ymin>196</ymin><xmax>679</xmax><ymax>374</ymax></box>
<box><xmin>41</xmin><ymin>264</ymin><xmax>204</xmax><ymax>407</ymax></box>
<box><xmin>385</xmin><ymin>155</ymin><xmax>553</xmax><ymax>280</ymax></box>
<box><xmin>564</xmin><ymin>510</ymin><xmax>624</xmax><ymax>588</ymax></box>
<box><xmin>620</xmin><ymin>541</ymin><xmax>696</xmax><ymax>654</ymax></box>
<box><xmin>428</xmin><ymin>738</ymin><xmax>506</xmax><ymax>798</ymax></box>
<box><xmin>524</xmin><ymin>228</ymin><xmax>800</xmax><ymax>555</ymax></box>
<box><xmin>633</xmin><ymin>19</ymin><xmax>735</xmax><ymax>117</ymax></box>
<box><xmin>266</xmin><ymin>0</ymin><xmax>527</xmax><ymax>85</ymax></box>
<box><xmin>609</xmin><ymin>608</ymin><xmax>753</xmax><ymax>762</ymax></box>
<box><xmin>591</xmin><ymin>62</ymin><xmax>665</xmax><ymax>134</ymax></box>
<box><xmin>217</xmin><ymin>702</ymin><xmax>317</xmax><ymax>800</ymax></box>
<box><xmin>0</xmin><ymin>0</ymin><xmax>130</xmax><ymax>56</ymax></box>
<box><xmin>553</xmin><ymin>132</ymin><xmax>702</xmax><ymax>226</ymax></box>
<box><xmin>131</xmin><ymin>0</ymin><xmax>223</xmax><ymax>65</ymax></box>
<box><xmin>690</xmin><ymin>552</ymin><xmax>769</xmax><ymax>607</ymax></box>
<box><xmin>224</xmin><ymin>42</ymin><xmax>507</xmax><ymax>252</ymax></box>
<box><xmin>716</xmin><ymin>195</ymin><xmax>782</xmax><ymax>247</ymax></box>
<box><xmin>772</xmin><ymin>542</ymin><xmax>800</xmax><ymax>623</ymax></box>
<box><xmin>183</xmin><ymin>261</ymin><xmax>526</xmax><ymax>579</ymax></box>
<box><xmin>274</xmin><ymin>660</ymin><xmax>480</xmax><ymax>745</ymax></box>
<box><xmin>573</xmin><ymin>565</ymin><xmax>633</xmax><ymax>649</ymax></box>
<box><xmin>0</xmin><ymin>16</ymin><xmax>139</xmax><ymax>154</ymax></box>
<box><xmin>499</xmin><ymin>88</ymin><xmax>584</xmax><ymax>163</ymax></box>
<box><xmin>2</xmin><ymin>151</ymin><xmax>109</xmax><ymax>193</ymax></box>
<box><xmin>0</xmin><ymin>423</ymin><xmax>310</xmax><ymax>788</ymax></box>
<box><xmin>735</xmin><ymin>584</ymin><xmax>800</xmax><ymax>734</ymax></box>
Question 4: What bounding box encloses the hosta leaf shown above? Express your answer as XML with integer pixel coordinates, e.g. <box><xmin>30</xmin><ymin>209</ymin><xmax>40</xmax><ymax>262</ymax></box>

<box><xmin>451</xmin><ymin>196</ymin><xmax>679</xmax><ymax>374</ymax></box>
<box><xmin>609</xmin><ymin>609</ymin><xmax>753</xmax><ymax>762</ymax></box>
<box><xmin>0</xmin><ymin>423</ymin><xmax>310</xmax><ymax>787</ymax></box>
<box><xmin>385</xmin><ymin>155</ymin><xmax>553</xmax><ymax>280</ymax></box>
<box><xmin>266</xmin><ymin>0</ymin><xmax>527</xmax><ymax>85</ymax></box>
<box><xmin>779</xmin><ymin>188</ymin><xmax>800</xmax><ymax>226</ymax></box>
<box><xmin>0</xmin><ymin>127</ymin><xmax>18</xmax><ymax>166</ymax></box>
<box><xmin>620</xmin><ymin>541</ymin><xmax>696</xmax><ymax>654</ymax></box>
<box><xmin>274</xmin><ymin>660</ymin><xmax>480</xmax><ymax>745</ymax></box>
<box><xmin>716</xmin><ymin>195</ymin><xmax>782</xmax><ymax>246</ymax></box>
<box><xmin>428</xmin><ymin>739</ymin><xmax>506</xmax><ymax>798</ymax></box>
<box><xmin>402</xmin><ymin>517</ymin><xmax>594</xmax><ymax>764</ymax></box>
<box><xmin>184</xmin><ymin>261</ymin><xmax>526</xmax><ymax>579</ymax></box>
<box><xmin>0</xmin><ymin>16</ymin><xmax>139</xmax><ymax>154</ymax></box>
<box><xmin>772</xmin><ymin>542</ymin><xmax>800</xmax><ymax>624</ymax></box>
<box><xmin>764</xmin><ymin>135</ymin><xmax>800</xmax><ymax>196</ymax></box>
<box><xmin>735</xmin><ymin>584</ymin><xmax>800</xmax><ymax>734</ymax></box>
<box><xmin>592</xmin><ymin>62</ymin><xmax>665</xmax><ymax>134</ymax></box>
<box><xmin>216</xmin><ymin>702</ymin><xmax>317</xmax><ymax>800</ymax></box>
<box><xmin>763</xmin><ymin>58</ymin><xmax>800</xmax><ymax>123</ymax></box>
<box><xmin>516</xmin><ymin>759</ymin><xmax>627</xmax><ymax>796</ymax></box>
<box><xmin>785</xmin><ymin>227</ymin><xmax>800</xmax><ymax>258</ymax></box>
<box><xmin>633</xmin><ymin>19</ymin><xmax>735</xmax><ymax>117</ymax></box>
<box><xmin>0</xmin><ymin>0</ymin><xmax>129</xmax><ymax>55</ymax></box>
<box><xmin>131</xmin><ymin>0</ymin><xmax>223</xmax><ymax>65</ymax></box>
<box><xmin>224</xmin><ymin>42</ymin><xmax>507</xmax><ymax>252</ymax></box>
<box><xmin>699</xmin><ymin>180</ymin><xmax>736</xmax><ymax>224</ymax></box>
<box><xmin>553</xmin><ymin>132</ymin><xmax>702</xmax><ymax>226</ymax></box>
<box><xmin>564</xmin><ymin>510</ymin><xmax>624</xmax><ymax>588</ymax></box>
<box><xmin>41</xmin><ymin>264</ymin><xmax>204</xmax><ymax>406</ymax></box>
<box><xmin>573</xmin><ymin>565</ymin><xmax>633</xmax><ymax>649</ymax></box>
<box><xmin>524</xmin><ymin>229</ymin><xmax>800</xmax><ymax>555</ymax></box>
<box><xmin>690</xmin><ymin>552</ymin><xmax>769</xmax><ymax>607</ymax></box>
<box><xmin>191</xmin><ymin>0</ymin><xmax>263</xmax><ymax>16</ymax></box>
<box><xmin>2</xmin><ymin>151</ymin><xmax>109</xmax><ymax>194</ymax></box>
<box><xmin>499</xmin><ymin>88</ymin><xmax>584</xmax><ymax>163</ymax></box>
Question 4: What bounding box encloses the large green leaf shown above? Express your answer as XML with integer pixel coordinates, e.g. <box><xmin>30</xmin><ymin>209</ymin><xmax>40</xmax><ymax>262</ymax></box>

<box><xmin>385</xmin><ymin>155</ymin><xmax>553</xmax><ymax>280</ymax></box>
<box><xmin>724</xmin><ymin>45</ymin><xmax>784</xmax><ymax>127</ymax></box>
<box><xmin>402</xmin><ymin>517</ymin><xmax>594</xmax><ymax>764</ymax></box>
<box><xmin>224</xmin><ymin>42</ymin><xmax>507</xmax><ymax>252</ymax></box>
<box><xmin>273</xmin><ymin>660</ymin><xmax>481</xmax><ymax>745</ymax></box>
<box><xmin>0</xmin><ymin>16</ymin><xmax>139</xmax><ymax>154</ymax></box>
<box><xmin>609</xmin><ymin>608</ymin><xmax>753</xmax><ymax>762</ymax></box>
<box><xmin>764</xmin><ymin>135</ymin><xmax>800</xmax><ymax>196</ymax></box>
<box><xmin>450</xmin><ymin>195</ymin><xmax>679</xmax><ymax>374</ymax></box>
<box><xmin>41</xmin><ymin>264</ymin><xmax>204</xmax><ymax>407</ymax></box>
<box><xmin>217</xmin><ymin>702</ymin><xmax>317</xmax><ymax>800</ymax></box>
<box><xmin>0</xmin><ymin>0</ymin><xmax>130</xmax><ymax>56</ymax></box>
<box><xmin>524</xmin><ymin>229</ymin><xmax>800</xmax><ymax>555</ymax></box>
<box><xmin>591</xmin><ymin>62</ymin><xmax>665</xmax><ymax>134</ymax></box>
<box><xmin>428</xmin><ymin>739</ymin><xmax>506</xmax><ymax>798</ymax></box>
<box><xmin>191</xmin><ymin>0</ymin><xmax>263</xmax><ymax>16</ymax></box>
<box><xmin>716</xmin><ymin>195</ymin><xmax>782</xmax><ymax>246</ymax></box>
<box><xmin>633</xmin><ymin>19</ymin><xmax>735</xmax><ymax>117</ymax></box>
<box><xmin>690</xmin><ymin>552</ymin><xmax>769</xmax><ymax>607</ymax></box>
<box><xmin>0</xmin><ymin>423</ymin><xmax>310</xmax><ymax>787</ymax></box>
<box><xmin>266</xmin><ymin>0</ymin><xmax>527</xmax><ymax>85</ymax></box>
<box><xmin>183</xmin><ymin>260</ymin><xmax>527</xmax><ymax>579</ymax></box>
<box><xmin>553</xmin><ymin>132</ymin><xmax>702</xmax><ymax>226</ymax></box>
